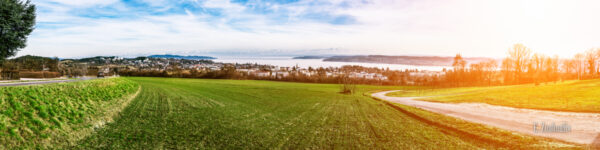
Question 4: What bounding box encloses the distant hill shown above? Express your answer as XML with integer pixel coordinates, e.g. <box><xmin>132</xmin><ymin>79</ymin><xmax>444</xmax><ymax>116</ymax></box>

<box><xmin>292</xmin><ymin>56</ymin><xmax>328</xmax><ymax>59</ymax></box>
<box><xmin>60</xmin><ymin>56</ymin><xmax>120</xmax><ymax>65</ymax></box>
<box><xmin>148</xmin><ymin>54</ymin><xmax>216</xmax><ymax>60</ymax></box>
<box><xmin>76</xmin><ymin>56</ymin><xmax>118</xmax><ymax>62</ymax></box>
<box><xmin>323</xmin><ymin>55</ymin><xmax>492</xmax><ymax>66</ymax></box>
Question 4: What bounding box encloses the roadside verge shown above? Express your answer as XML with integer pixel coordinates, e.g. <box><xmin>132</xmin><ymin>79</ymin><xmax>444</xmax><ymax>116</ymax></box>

<box><xmin>0</xmin><ymin>78</ymin><xmax>140</xmax><ymax>149</ymax></box>
<box><xmin>64</xmin><ymin>85</ymin><xmax>141</xmax><ymax>147</ymax></box>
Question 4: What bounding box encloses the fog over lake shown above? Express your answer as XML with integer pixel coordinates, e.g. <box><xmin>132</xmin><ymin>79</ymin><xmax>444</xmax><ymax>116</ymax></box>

<box><xmin>214</xmin><ymin>57</ymin><xmax>450</xmax><ymax>71</ymax></box>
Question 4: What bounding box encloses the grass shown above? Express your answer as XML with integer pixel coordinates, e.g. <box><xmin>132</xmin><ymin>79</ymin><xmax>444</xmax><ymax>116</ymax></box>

<box><xmin>0</xmin><ymin>78</ymin><xmax>68</xmax><ymax>84</ymax></box>
<box><xmin>74</xmin><ymin>77</ymin><xmax>581</xmax><ymax>149</ymax></box>
<box><xmin>386</xmin><ymin>79</ymin><xmax>600</xmax><ymax>113</ymax></box>
<box><xmin>0</xmin><ymin>78</ymin><xmax>139</xmax><ymax>149</ymax></box>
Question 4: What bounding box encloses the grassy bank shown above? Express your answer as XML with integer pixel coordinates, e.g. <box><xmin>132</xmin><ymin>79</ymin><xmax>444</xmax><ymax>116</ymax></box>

<box><xmin>76</xmin><ymin>77</ymin><xmax>580</xmax><ymax>149</ymax></box>
<box><xmin>387</xmin><ymin>79</ymin><xmax>600</xmax><ymax>112</ymax></box>
<box><xmin>0</xmin><ymin>78</ymin><xmax>139</xmax><ymax>149</ymax></box>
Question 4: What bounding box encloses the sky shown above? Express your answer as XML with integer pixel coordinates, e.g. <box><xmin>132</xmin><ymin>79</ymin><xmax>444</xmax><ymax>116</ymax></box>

<box><xmin>18</xmin><ymin>0</ymin><xmax>600</xmax><ymax>58</ymax></box>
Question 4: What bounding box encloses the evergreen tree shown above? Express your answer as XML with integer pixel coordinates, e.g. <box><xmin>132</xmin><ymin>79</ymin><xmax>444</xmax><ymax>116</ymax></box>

<box><xmin>0</xmin><ymin>0</ymin><xmax>36</xmax><ymax>60</ymax></box>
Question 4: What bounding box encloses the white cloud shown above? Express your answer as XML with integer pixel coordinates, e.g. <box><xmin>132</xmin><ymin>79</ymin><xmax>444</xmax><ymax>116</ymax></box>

<box><xmin>20</xmin><ymin>0</ymin><xmax>600</xmax><ymax>58</ymax></box>
<box><xmin>39</xmin><ymin>0</ymin><xmax>119</xmax><ymax>7</ymax></box>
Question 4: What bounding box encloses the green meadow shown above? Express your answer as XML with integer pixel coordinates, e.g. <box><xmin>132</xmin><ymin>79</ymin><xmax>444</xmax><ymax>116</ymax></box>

<box><xmin>0</xmin><ymin>77</ymin><xmax>585</xmax><ymax>149</ymax></box>
<box><xmin>387</xmin><ymin>79</ymin><xmax>600</xmax><ymax>112</ymax></box>
<box><xmin>71</xmin><ymin>77</ymin><xmax>579</xmax><ymax>149</ymax></box>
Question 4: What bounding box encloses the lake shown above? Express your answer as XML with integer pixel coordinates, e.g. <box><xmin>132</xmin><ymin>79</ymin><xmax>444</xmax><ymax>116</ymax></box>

<box><xmin>214</xmin><ymin>57</ymin><xmax>450</xmax><ymax>71</ymax></box>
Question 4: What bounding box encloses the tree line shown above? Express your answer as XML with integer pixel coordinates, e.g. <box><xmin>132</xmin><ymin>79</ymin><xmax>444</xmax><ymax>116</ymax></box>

<box><xmin>118</xmin><ymin>64</ymin><xmax>400</xmax><ymax>85</ymax></box>
<box><xmin>439</xmin><ymin>44</ymin><xmax>600</xmax><ymax>87</ymax></box>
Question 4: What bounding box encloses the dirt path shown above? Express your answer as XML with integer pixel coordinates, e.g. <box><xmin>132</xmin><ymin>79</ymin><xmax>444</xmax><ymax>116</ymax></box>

<box><xmin>372</xmin><ymin>90</ymin><xmax>600</xmax><ymax>145</ymax></box>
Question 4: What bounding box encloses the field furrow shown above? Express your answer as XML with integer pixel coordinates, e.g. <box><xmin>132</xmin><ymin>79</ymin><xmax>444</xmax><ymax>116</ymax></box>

<box><xmin>72</xmin><ymin>77</ymin><xmax>582</xmax><ymax>149</ymax></box>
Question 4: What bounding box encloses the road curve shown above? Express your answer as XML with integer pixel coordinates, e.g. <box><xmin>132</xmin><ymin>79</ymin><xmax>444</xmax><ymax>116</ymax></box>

<box><xmin>372</xmin><ymin>90</ymin><xmax>600</xmax><ymax>145</ymax></box>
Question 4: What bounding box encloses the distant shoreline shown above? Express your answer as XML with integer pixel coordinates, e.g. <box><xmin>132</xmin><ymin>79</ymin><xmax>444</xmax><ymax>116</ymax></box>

<box><xmin>292</xmin><ymin>56</ymin><xmax>327</xmax><ymax>59</ymax></box>
<box><xmin>148</xmin><ymin>54</ymin><xmax>216</xmax><ymax>60</ymax></box>
<box><xmin>292</xmin><ymin>55</ymin><xmax>491</xmax><ymax>67</ymax></box>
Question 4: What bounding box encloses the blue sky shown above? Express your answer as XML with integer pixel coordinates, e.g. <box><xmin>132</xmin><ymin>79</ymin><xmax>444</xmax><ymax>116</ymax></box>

<box><xmin>21</xmin><ymin>0</ymin><xmax>600</xmax><ymax>58</ymax></box>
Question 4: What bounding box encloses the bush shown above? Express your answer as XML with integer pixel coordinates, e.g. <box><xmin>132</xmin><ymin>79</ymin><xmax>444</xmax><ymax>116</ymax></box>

<box><xmin>1</xmin><ymin>70</ymin><xmax>20</xmax><ymax>80</ymax></box>
<box><xmin>339</xmin><ymin>75</ymin><xmax>356</xmax><ymax>94</ymax></box>
<box><xmin>340</xmin><ymin>83</ymin><xmax>356</xmax><ymax>94</ymax></box>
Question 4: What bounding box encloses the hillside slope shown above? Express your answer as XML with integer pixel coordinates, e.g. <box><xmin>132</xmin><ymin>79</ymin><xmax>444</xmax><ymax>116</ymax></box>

<box><xmin>0</xmin><ymin>78</ymin><xmax>139</xmax><ymax>149</ymax></box>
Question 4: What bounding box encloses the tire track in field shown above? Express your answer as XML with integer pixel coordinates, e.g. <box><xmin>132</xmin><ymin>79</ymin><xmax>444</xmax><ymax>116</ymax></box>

<box><xmin>168</xmin><ymin>86</ymin><xmax>225</xmax><ymax>107</ymax></box>
<box><xmin>368</xmin><ymin>94</ymin><xmax>510</xmax><ymax>147</ymax></box>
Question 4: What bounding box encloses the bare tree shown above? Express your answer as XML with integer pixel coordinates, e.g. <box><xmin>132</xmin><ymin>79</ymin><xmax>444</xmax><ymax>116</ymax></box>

<box><xmin>508</xmin><ymin>44</ymin><xmax>532</xmax><ymax>84</ymax></box>
<box><xmin>595</xmin><ymin>48</ymin><xmax>600</xmax><ymax>77</ymax></box>
<box><xmin>482</xmin><ymin>59</ymin><xmax>498</xmax><ymax>86</ymax></box>
<box><xmin>531</xmin><ymin>53</ymin><xmax>546</xmax><ymax>84</ymax></box>
<box><xmin>585</xmin><ymin>49</ymin><xmax>598</xmax><ymax>77</ymax></box>
<box><xmin>451</xmin><ymin>54</ymin><xmax>467</xmax><ymax>86</ymax></box>
<box><xmin>574</xmin><ymin>53</ymin><xmax>585</xmax><ymax>80</ymax></box>
<box><xmin>562</xmin><ymin>58</ymin><xmax>576</xmax><ymax>80</ymax></box>
<box><xmin>547</xmin><ymin>55</ymin><xmax>560</xmax><ymax>83</ymax></box>
<box><xmin>452</xmin><ymin>54</ymin><xmax>467</xmax><ymax>71</ymax></box>
<box><xmin>501</xmin><ymin>58</ymin><xmax>514</xmax><ymax>84</ymax></box>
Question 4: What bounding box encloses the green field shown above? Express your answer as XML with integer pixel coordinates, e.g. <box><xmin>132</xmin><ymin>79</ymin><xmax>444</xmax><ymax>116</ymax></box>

<box><xmin>0</xmin><ymin>77</ymin><xmax>584</xmax><ymax>149</ymax></box>
<box><xmin>387</xmin><ymin>79</ymin><xmax>600</xmax><ymax>112</ymax></box>
<box><xmin>0</xmin><ymin>78</ymin><xmax>139</xmax><ymax>149</ymax></box>
<box><xmin>69</xmin><ymin>77</ymin><xmax>579</xmax><ymax>149</ymax></box>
